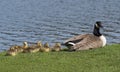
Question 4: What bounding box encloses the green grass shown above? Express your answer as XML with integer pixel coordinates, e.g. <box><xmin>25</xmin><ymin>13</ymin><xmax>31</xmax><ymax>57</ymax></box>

<box><xmin>0</xmin><ymin>44</ymin><xmax>120</xmax><ymax>72</ymax></box>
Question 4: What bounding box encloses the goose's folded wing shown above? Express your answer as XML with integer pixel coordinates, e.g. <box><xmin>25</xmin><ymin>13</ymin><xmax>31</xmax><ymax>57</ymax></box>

<box><xmin>64</xmin><ymin>34</ymin><xmax>90</xmax><ymax>44</ymax></box>
<box><xmin>72</xmin><ymin>35</ymin><xmax>103</xmax><ymax>50</ymax></box>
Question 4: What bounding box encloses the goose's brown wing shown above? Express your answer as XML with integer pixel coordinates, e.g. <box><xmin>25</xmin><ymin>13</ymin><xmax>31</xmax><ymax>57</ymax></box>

<box><xmin>71</xmin><ymin>34</ymin><xmax>103</xmax><ymax>51</ymax></box>
<box><xmin>64</xmin><ymin>34</ymin><xmax>90</xmax><ymax>43</ymax></box>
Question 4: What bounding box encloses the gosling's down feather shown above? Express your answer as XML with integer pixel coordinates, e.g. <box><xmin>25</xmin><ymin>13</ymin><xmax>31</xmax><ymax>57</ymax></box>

<box><xmin>5</xmin><ymin>46</ymin><xmax>18</xmax><ymax>56</ymax></box>
<box><xmin>64</xmin><ymin>21</ymin><xmax>106</xmax><ymax>51</ymax></box>
<box><xmin>23</xmin><ymin>41</ymin><xmax>42</xmax><ymax>53</ymax></box>
<box><xmin>41</xmin><ymin>43</ymin><xmax>50</xmax><ymax>52</ymax></box>
<box><xmin>52</xmin><ymin>43</ymin><xmax>61</xmax><ymax>51</ymax></box>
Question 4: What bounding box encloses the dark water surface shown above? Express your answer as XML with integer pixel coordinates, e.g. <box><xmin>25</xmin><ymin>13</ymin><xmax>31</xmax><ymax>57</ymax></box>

<box><xmin>0</xmin><ymin>0</ymin><xmax>120</xmax><ymax>51</ymax></box>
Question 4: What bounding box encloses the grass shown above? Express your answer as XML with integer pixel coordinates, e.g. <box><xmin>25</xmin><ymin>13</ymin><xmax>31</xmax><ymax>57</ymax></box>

<box><xmin>0</xmin><ymin>44</ymin><xmax>120</xmax><ymax>72</ymax></box>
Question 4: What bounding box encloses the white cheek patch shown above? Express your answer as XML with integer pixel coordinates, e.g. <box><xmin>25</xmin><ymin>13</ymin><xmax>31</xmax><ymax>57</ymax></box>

<box><xmin>95</xmin><ymin>24</ymin><xmax>99</xmax><ymax>28</ymax></box>
<box><xmin>100</xmin><ymin>35</ymin><xmax>107</xmax><ymax>47</ymax></box>
<box><xmin>68</xmin><ymin>42</ymin><xmax>76</xmax><ymax>46</ymax></box>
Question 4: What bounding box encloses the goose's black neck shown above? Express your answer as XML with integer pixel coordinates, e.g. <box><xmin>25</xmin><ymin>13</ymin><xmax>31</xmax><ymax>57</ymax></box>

<box><xmin>93</xmin><ymin>25</ymin><xmax>102</xmax><ymax>36</ymax></box>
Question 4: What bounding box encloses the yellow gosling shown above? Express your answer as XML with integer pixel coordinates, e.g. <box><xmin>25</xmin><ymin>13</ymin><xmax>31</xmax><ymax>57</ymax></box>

<box><xmin>28</xmin><ymin>48</ymin><xmax>39</xmax><ymax>53</ymax></box>
<box><xmin>52</xmin><ymin>43</ymin><xmax>61</xmax><ymax>52</ymax></box>
<box><xmin>15</xmin><ymin>42</ymin><xmax>28</xmax><ymax>53</ymax></box>
<box><xmin>13</xmin><ymin>46</ymin><xmax>23</xmax><ymax>53</ymax></box>
<box><xmin>5</xmin><ymin>46</ymin><xmax>18</xmax><ymax>56</ymax></box>
<box><xmin>41</xmin><ymin>43</ymin><xmax>50</xmax><ymax>52</ymax></box>
<box><xmin>37</xmin><ymin>41</ymin><xmax>42</xmax><ymax>47</ymax></box>
<box><xmin>23</xmin><ymin>42</ymin><xmax>28</xmax><ymax>49</ymax></box>
<box><xmin>36</xmin><ymin>41</ymin><xmax>43</xmax><ymax>52</ymax></box>
<box><xmin>5</xmin><ymin>41</ymin><xmax>29</xmax><ymax>55</ymax></box>
<box><xmin>23</xmin><ymin>41</ymin><xmax>42</xmax><ymax>53</ymax></box>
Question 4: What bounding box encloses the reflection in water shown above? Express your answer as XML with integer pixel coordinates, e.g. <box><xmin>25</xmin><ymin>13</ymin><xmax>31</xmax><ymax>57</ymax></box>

<box><xmin>0</xmin><ymin>0</ymin><xmax>120</xmax><ymax>51</ymax></box>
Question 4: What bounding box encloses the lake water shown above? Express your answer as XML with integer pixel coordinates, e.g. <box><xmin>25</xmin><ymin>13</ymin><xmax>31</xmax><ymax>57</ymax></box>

<box><xmin>0</xmin><ymin>0</ymin><xmax>120</xmax><ymax>51</ymax></box>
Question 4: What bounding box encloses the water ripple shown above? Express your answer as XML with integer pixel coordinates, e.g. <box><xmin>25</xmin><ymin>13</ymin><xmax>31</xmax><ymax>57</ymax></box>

<box><xmin>0</xmin><ymin>0</ymin><xmax>120</xmax><ymax>51</ymax></box>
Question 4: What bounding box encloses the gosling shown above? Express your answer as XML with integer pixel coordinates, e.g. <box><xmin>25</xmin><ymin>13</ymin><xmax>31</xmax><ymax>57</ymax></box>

<box><xmin>41</xmin><ymin>42</ymin><xmax>50</xmax><ymax>52</ymax></box>
<box><xmin>52</xmin><ymin>43</ymin><xmax>61</xmax><ymax>52</ymax></box>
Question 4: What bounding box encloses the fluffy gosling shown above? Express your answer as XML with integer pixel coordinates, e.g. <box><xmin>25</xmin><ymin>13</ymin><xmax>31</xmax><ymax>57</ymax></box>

<box><xmin>5</xmin><ymin>46</ymin><xmax>18</xmax><ymax>56</ymax></box>
<box><xmin>41</xmin><ymin>42</ymin><xmax>50</xmax><ymax>52</ymax></box>
<box><xmin>52</xmin><ymin>43</ymin><xmax>61</xmax><ymax>52</ymax></box>
<box><xmin>23</xmin><ymin>41</ymin><xmax>42</xmax><ymax>53</ymax></box>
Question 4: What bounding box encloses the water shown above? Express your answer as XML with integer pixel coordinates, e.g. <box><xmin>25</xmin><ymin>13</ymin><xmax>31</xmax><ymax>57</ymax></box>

<box><xmin>0</xmin><ymin>0</ymin><xmax>120</xmax><ymax>51</ymax></box>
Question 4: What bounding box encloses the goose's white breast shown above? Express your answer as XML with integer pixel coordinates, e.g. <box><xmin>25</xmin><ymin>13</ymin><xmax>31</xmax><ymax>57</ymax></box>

<box><xmin>100</xmin><ymin>35</ymin><xmax>106</xmax><ymax>47</ymax></box>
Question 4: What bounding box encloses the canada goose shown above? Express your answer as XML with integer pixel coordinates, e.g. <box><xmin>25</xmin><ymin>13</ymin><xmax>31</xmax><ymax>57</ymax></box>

<box><xmin>41</xmin><ymin>42</ymin><xmax>50</xmax><ymax>52</ymax></box>
<box><xmin>64</xmin><ymin>21</ymin><xmax>106</xmax><ymax>51</ymax></box>
<box><xmin>23</xmin><ymin>41</ymin><xmax>42</xmax><ymax>53</ymax></box>
<box><xmin>52</xmin><ymin>43</ymin><xmax>61</xmax><ymax>52</ymax></box>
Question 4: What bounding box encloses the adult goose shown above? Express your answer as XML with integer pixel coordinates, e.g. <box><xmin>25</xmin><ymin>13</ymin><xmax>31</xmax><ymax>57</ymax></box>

<box><xmin>64</xmin><ymin>21</ymin><xmax>106</xmax><ymax>51</ymax></box>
